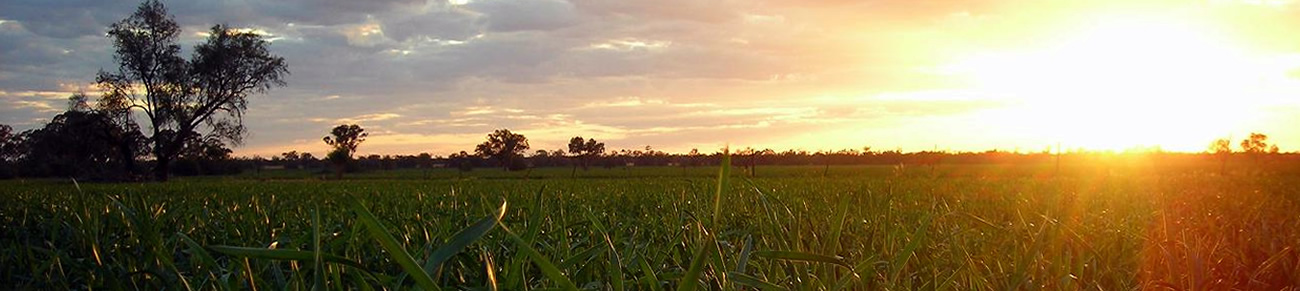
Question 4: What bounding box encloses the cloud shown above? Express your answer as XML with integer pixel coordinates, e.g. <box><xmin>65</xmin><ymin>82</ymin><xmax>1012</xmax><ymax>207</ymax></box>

<box><xmin>7</xmin><ymin>0</ymin><xmax>1300</xmax><ymax>155</ymax></box>
<box><xmin>381</xmin><ymin>7</ymin><xmax>483</xmax><ymax>42</ymax></box>
<box><xmin>13</xmin><ymin>100</ymin><xmax>60</xmax><ymax>112</ymax></box>
<box><xmin>468</xmin><ymin>0</ymin><xmax>579</xmax><ymax>32</ymax></box>
<box><xmin>334</xmin><ymin>113</ymin><xmax>403</xmax><ymax>124</ymax></box>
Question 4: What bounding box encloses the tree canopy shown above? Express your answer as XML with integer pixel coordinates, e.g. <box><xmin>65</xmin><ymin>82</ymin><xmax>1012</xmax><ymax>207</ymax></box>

<box><xmin>95</xmin><ymin>0</ymin><xmax>288</xmax><ymax>181</ymax></box>
<box><xmin>323</xmin><ymin>124</ymin><xmax>367</xmax><ymax>178</ymax></box>
<box><xmin>1241</xmin><ymin>133</ymin><xmax>1279</xmax><ymax>155</ymax></box>
<box><xmin>567</xmin><ymin>136</ymin><xmax>605</xmax><ymax>171</ymax></box>
<box><xmin>476</xmin><ymin>129</ymin><xmax>530</xmax><ymax>171</ymax></box>
<box><xmin>323</xmin><ymin>124</ymin><xmax>368</xmax><ymax>157</ymax></box>
<box><xmin>10</xmin><ymin>94</ymin><xmax>148</xmax><ymax>179</ymax></box>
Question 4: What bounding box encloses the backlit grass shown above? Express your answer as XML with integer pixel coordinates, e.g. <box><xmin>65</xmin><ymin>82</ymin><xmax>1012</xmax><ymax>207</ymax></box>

<box><xmin>1</xmin><ymin>164</ymin><xmax>1297</xmax><ymax>289</ymax></box>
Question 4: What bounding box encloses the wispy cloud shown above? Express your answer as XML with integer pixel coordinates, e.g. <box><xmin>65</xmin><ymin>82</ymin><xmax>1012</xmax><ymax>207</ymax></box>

<box><xmin>4</xmin><ymin>0</ymin><xmax>1300</xmax><ymax>155</ymax></box>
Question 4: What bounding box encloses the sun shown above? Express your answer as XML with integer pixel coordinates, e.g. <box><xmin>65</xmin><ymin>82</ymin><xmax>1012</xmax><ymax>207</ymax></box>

<box><xmin>942</xmin><ymin>13</ymin><xmax>1291</xmax><ymax>151</ymax></box>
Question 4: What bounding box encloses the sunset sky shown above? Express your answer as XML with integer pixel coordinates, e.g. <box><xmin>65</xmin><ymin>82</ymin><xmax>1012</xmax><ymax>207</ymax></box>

<box><xmin>2</xmin><ymin>0</ymin><xmax>1299</xmax><ymax>157</ymax></box>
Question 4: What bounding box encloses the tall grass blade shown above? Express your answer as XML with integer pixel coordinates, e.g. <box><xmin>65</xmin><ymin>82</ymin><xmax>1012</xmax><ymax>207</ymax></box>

<box><xmin>728</xmin><ymin>271</ymin><xmax>786</xmax><ymax>290</ymax></box>
<box><xmin>176</xmin><ymin>232</ymin><xmax>219</xmax><ymax>281</ymax></box>
<box><xmin>423</xmin><ymin>201</ymin><xmax>507</xmax><ymax>276</ymax></box>
<box><xmin>890</xmin><ymin>213</ymin><xmax>934</xmax><ymax>282</ymax></box>
<box><xmin>506</xmin><ymin>186</ymin><xmax>547</xmax><ymax>289</ymax></box>
<box><xmin>501</xmin><ymin>225</ymin><xmax>579</xmax><ymax>291</ymax></box>
<box><xmin>682</xmin><ymin>150</ymin><xmax>730</xmax><ymax>291</ymax></box>
<box><xmin>679</xmin><ymin>237</ymin><xmax>714</xmax><ymax>291</ymax></box>
<box><xmin>712</xmin><ymin>148</ymin><xmax>731</xmax><ymax>229</ymax></box>
<box><xmin>351</xmin><ymin>202</ymin><xmax>442</xmax><ymax>291</ymax></box>
<box><xmin>483</xmin><ymin>250</ymin><xmax>499</xmax><ymax>291</ymax></box>
<box><xmin>640</xmin><ymin>257</ymin><xmax>663</xmax><ymax>291</ymax></box>
<box><xmin>828</xmin><ymin>192</ymin><xmax>851</xmax><ymax>255</ymax></box>
<box><xmin>207</xmin><ymin>245</ymin><xmax>366</xmax><ymax>270</ymax></box>
<box><xmin>312</xmin><ymin>208</ymin><xmax>324</xmax><ymax>290</ymax></box>
<box><xmin>736</xmin><ymin>235</ymin><xmax>753</xmax><ymax>273</ymax></box>
<box><xmin>584</xmin><ymin>209</ymin><xmax>624</xmax><ymax>291</ymax></box>
<box><xmin>754</xmin><ymin>250</ymin><xmax>853</xmax><ymax>269</ymax></box>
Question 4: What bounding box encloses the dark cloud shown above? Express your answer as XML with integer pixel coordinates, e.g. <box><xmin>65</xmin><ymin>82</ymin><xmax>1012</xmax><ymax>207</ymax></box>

<box><xmin>569</xmin><ymin>0</ymin><xmax>746</xmax><ymax>23</ymax></box>
<box><xmin>382</xmin><ymin>7</ymin><xmax>483</xmax><ymax>41</ymax></box>
<box><xmin>0</xmin><ymin>0</ymin><xmax>136</xmax><ymax>38</ymax></box>
<box><xmin>468</xmin><ymin>0</ymin><xmax>579</xmax><ymax>32</ymax></box>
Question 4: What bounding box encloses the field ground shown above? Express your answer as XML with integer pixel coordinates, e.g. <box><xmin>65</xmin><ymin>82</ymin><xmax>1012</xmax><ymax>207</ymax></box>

<box><xmin>2</xmin><ymin>163</ymin><xmax>1299</xmax><ymax>289</ymax></box>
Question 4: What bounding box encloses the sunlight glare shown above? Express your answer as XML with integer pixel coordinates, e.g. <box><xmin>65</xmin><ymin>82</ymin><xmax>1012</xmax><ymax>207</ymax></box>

<box><xmin>943</xmin><ymin>14</ymin><xmax>1292</xmax><ymax>151</ymax></box>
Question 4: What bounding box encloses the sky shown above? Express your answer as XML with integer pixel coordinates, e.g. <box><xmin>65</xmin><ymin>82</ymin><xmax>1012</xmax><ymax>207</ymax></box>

<box><xmin>2</xmin><ymin>0</ymin><xmax>1299</xmax><ymax>157</ymax></box>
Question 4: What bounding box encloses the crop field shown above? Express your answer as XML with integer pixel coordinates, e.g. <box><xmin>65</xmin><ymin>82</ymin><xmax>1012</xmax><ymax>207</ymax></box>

<box><xmin>2</xmin><ymin>162</ymin><xmax>1299</xmax><ymax>290</ymax></box>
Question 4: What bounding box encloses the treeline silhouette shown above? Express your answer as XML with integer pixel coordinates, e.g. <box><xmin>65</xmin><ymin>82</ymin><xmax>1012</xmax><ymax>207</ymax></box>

<box><xmin>251</xmin><ymin>146</ymin><xmax>1298</xmax><ymax>174</ymax></box>
<box><xmin>0</xmin><ymin>96</ymin><xmax>241</xmax><ymax>181</ymax></box>
<box><xmin>3</xmin><ymin>116</ymin><xmax>1295</xmax><ymax>180</ymax></box>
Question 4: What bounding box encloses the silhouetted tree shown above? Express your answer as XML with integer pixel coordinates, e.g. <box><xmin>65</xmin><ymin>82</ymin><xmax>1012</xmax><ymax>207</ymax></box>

<box><xmin>17</xmin><ymin>96</ymin><xmax>148</xmax><ymax>179</ymax></box>
<box><xmin>0</xmin><ymin>125</ymin><xmax>15</xmax><ymax>160</ymax></box>
<box><xmin>173</xmin><ymin>132</ymin><xmax>237</xmax><ymax>175</ymax></box>
<box><xmin>280</xmin><ymin>150</ymin><xmax>302</xmax><ymax>169</ymax></box>
<box><xmin>95</xmin><ymin>0</ymin><xmax>288</xmax><ymax>181</ymax></box>
<box><xmin>567</xmin><ymin>136</ymin><xmax>605</xmax><ymax>176</ymax></box>
<box><xmin>448</xmin><ymin>151</ymin><xmax>476</xmax><ymax>177</ymax></box>
<box><xmin>74</xmin><ymin>92</ymin><xmax>148</xmax><ymax>178</ymax></box>
<box><xmin>323</xmin><ymin>124</ymin><xmax>366</xmax><ymax>178</ymax></box>
<box><xmin>1240</xmin><ymin>133</ymin><xmax>1276</xmax><ymax>156</ymax></box>
<box><xmin>1209</xmin><ymin>138</ymin><xmax>1232</xmax><ymax>175</ymax></box>
<box><xmin>1240</xmin><ymin>133</ymin><xmax>1279</xmax><ymax>173</ymax></box>
<box><xmin>416</xmin><ymin>153</ymin><xmax>434</xmax><ymax>168</ymax></box>
<box><xmin>0</xmin><ymin>125</ymin><xmax>16</xmax><ymax>178</ymax></box>
<box><xmin>475</xmin><ymin>129</ymin><xmax>529</xmax><ymax>171</ymax></box>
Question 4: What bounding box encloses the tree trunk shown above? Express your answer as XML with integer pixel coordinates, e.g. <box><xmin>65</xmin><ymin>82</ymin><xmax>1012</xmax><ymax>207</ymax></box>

<box><xmin>154</xmin><ymin>153</ymin><xmax>171</xmax><ymax>181</ymax></box>
<box><xmin>118</xmin><ymin>141</ymin><xmax>137</xmax><ymax>179</ymax></box>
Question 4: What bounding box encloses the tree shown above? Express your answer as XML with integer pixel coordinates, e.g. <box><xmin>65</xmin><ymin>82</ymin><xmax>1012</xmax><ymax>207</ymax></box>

<box><xmin>567</xmin><ymin>136</ymin><xmax>605</xmax><ymax>176</ymax></box>
<box><xmin>172</xmin><ymin>132</ymin><xmax>236</xmax><ymax>175</ymax></box>
<box><xmin>20</xmin><ymin>94</ymin><xmax>148</xmax><ymax>179</ymax></box>
<box><xmin>475</xmin><ymin>129</ymin><xmax>529</xmax><ymax>171</ymax></box>
<box><xmin>17</xmin><ymin>95</ymin><xmax>148</xmax><ymax>179</ymax></box>
<box><xmin>1240</xmin><ymin>133</ymin><xmax>1273</xmax><ymax>155</ymax></box>
<box><xmin>1239</xmin><ymin>133</ymin><xmax>1279</xmax><ymax>173</ymax></box>
<box><xmin>1209</xmin><ymin>138</ymin><xmax>1232</xmax><ymax>175</ymax></box>
<box><xmin>323</xmin><ymin>124</ymin><xmax>367</xmax><ymax>178</ymax></box>
<box><xmin>70</xmin><ymin>92</ymin><xmax>149</xmax><ymax>178</ymax></box>
<box><xmin>0</xmin><ymin>124</ymin><xmax>18</xmax><ymax>162</ymax></box>
<box><xmin>448</xmin><ymin>151</ymin><xmax>477</xmax><ymax>177</ymax></box>
<box><xmin>0</xmin><ymin>124</ymin><xmax>17</xmax><ymax>178</ymax></box>
<box><xmin>95</xmin><ymin>0</ymin><xmax>288</xmax><ymax>181</ymax></box>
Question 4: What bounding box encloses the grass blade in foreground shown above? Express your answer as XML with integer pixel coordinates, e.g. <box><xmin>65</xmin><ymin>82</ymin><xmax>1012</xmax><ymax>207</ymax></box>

<box><xmin>680</xmin><ymin>237</ymin><xmax>715</xmax><ymax>291</ymax></box>
<box><xmin>728</xmin><ymin>271</ymin><xmax>786</xmax><ymax>290</ymax></box>
<box><xmin>352</xmin><ymin>201</ymin><xmax>442</xmax><ymax>291</ymax></box>
<box><xmin>683</xmin><ymin>149</ymin><xmax>732</xmax><ymax>290</ymax></box>
<box><xmin>712</xmin><ymin>148</ymin><xmax>731</xmax><ymax>229</ymax></box>
<box><xmin>583</xmin><ymin>209</ymin><xmax>624</xmax><ymax>291</ymax></box>
<box><xmin>754</xmin><ymin>250</ymin><xmax>853</xmax><ymax>269</ymax></box>
<box><xmin>206</xmin><ymin>246</ymin><xmax>366</xmax><ymax>270</ymax></box>
<box><xmin>423</xmin><ymin>201</ymin><xmax>507</xmax><ymax>276</ymax></box>
<box><xmin>501</xmin><ymin>224</ymin><xmax>579</xmax><ymax>291</ymax></box>
<box><xmin>312</xmin><ymin>208</ymin><xmax>324</xmax><ymax>289</ymax></box>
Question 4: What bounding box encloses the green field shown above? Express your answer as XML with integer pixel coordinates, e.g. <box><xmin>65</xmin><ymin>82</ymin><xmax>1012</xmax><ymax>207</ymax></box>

<box><xmin>2</xmin><ymin>163</ymin><xmax>1298</xmax><ymax>290</ymax></box>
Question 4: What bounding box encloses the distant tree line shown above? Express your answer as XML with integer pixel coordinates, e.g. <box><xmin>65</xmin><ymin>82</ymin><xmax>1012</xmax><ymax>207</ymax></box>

<box><xmin>212</xmin><ymin>125</ymin><xmax>1291</xmax><ymax>179</ymax></box>
<box><xmin>4</xmin><ymin>119</ymin><xmax>1292</xmax><ymax>180</ymax></box>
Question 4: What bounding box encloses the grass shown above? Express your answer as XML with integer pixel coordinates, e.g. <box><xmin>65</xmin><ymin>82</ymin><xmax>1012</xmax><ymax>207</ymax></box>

<box><xmin>1</xmin><ymin>163</ymin><xmax>1298</xmax><ymax>289</ymax></box>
